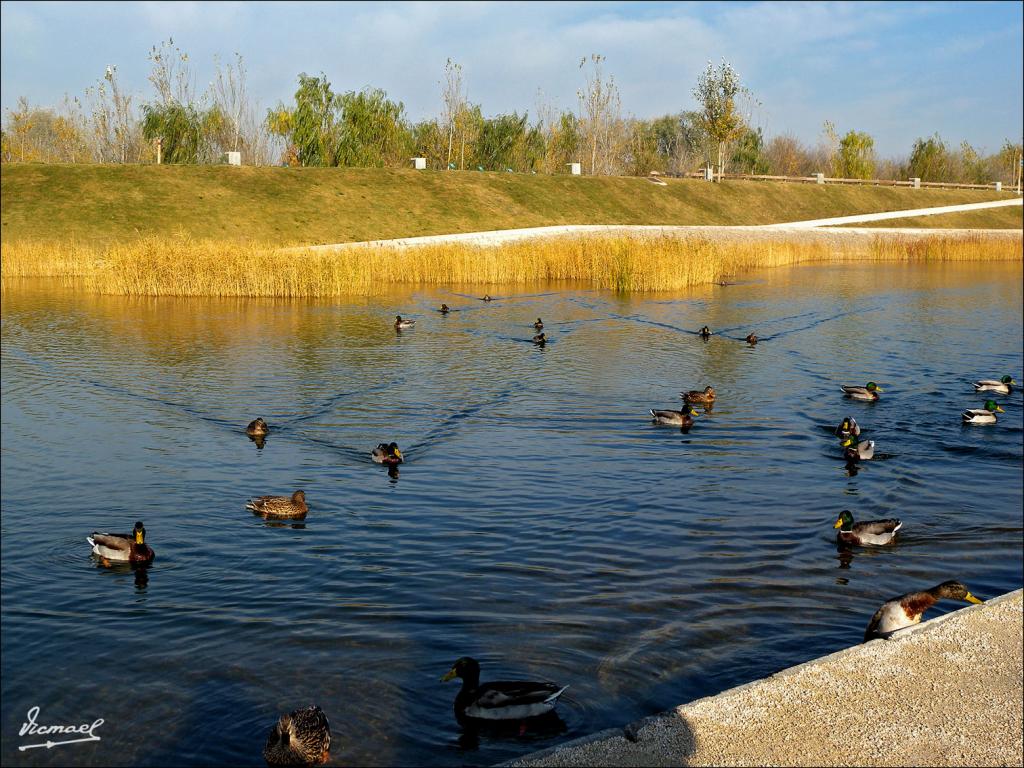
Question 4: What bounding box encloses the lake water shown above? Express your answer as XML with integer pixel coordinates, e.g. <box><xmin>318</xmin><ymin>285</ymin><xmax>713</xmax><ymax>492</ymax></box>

<box><xmin>2</xmin><ymin>261</ymin><xmax>1022</xmax><ymax>767</ymax></box>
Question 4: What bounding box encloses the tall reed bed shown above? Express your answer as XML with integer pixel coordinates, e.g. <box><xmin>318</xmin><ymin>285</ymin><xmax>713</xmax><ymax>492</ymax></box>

<box><xmin>2</xmin><ymin>232</ymin><xmax>1020</xmax><ymax>296</ymax></box>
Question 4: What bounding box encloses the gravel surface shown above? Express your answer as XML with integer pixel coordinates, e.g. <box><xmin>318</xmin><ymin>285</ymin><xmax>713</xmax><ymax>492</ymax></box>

<box><xmin>509</xmin><ymin>589</ymin><xmax>1023</xmax><ymax>767</ymax></box>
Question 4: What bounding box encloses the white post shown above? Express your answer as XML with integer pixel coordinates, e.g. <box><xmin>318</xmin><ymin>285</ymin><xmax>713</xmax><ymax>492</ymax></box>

<box><xmin>994</xmin><ymin>181</ymin><xmax>1002</xmax><ymax>192</ymax></box>
<box><xmin>705</xmin><ymin>165</ymin><xmax>714</xmax><ymax>182</ymax></box>
<box><xmin>815</xmin><ymin>172</ymin><xmax>825</xmax><ymax>184</ymax></box>
<box><xmin>911</xmin><ymin>177</ymin><xmax>920</xmax><ymax>189</ymax></box>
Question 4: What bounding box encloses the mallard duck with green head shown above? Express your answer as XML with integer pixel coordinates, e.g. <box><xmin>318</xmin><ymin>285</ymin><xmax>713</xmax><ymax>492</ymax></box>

<box><xmin>395</xmin><ymin>315</ymin><xmax>416</xmax><ymax>329</ymax></box>
<box><xmin>246</xmin><ymin>490</ymin><xmax>308</xmax><ymax>519</ymax></box>
<box><xmin>841</xmin><ymin>382</ymin><xmax>882</xmax><ymax>401</ymax></box>
<box><xmin>833</xmin><ymin>417</ymin><xmax>861</xmax><ymax>439</ymax></box>
<box><xmin>441</xmin><ymin>657</ymin><xmax>568</xmax><ymax>722</ymax></box>
<box><xmin>834</xmin><ymin>510</ymin><xmax>901</xmax><ymax>546</ymax></box>
<box><xmin>842</xmin><ymin>437</ymin><xmax>875</xmax><ymax>461</ymax></box>
<box><xmin>973</xmin><ymin>375</ymin><xmax>1016</xmax><ymax>394</ymax></box>
<box><xmin>682</xmin><ymin>386</ymin><xmax>716</xmax><ymax>405</ymax></box>
<box><xmin>371</xmin><ymin>442</ymin><xmax>403</xmax><ymax>465</ymax></box>
<box><xmin>650</xmin><ymin>402</ymin><xmax>699</xmax><ymax>427</ymax></box>
<box><xmin>864</xmin><ymin>580</ymin><xmax>983</xmax><ymax>642</ymax></box>
<box><xmin>263</xmin><ymin>705</ymin><xmax>331</xmax><ymax>766</ymax></box>
<box><xmin>962</xmin><ymin>399</ymin><xmax>1004</xmax><ymax>424</ymax></box>
<box><xmin>87</xmin><ymin>521</ymin><xmax>155</xmax><ymax>564</ymax></box>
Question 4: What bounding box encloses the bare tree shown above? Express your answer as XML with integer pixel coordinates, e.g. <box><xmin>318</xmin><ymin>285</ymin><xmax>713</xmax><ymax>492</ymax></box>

<box><xmin>441</xmin><ymin>58</ymin><xmax>465</xmax><ymax>170</ymax></box>
<box><xmin>577</xmin><ymin>54</ymin><xmax>622</xmax><ymax>175</ymax></box>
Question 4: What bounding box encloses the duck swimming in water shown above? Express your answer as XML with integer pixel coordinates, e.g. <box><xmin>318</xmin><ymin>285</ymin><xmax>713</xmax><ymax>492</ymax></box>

<box><xmin>87</xmin><ymin>521</ymin><xmax>155</xmax><ymax>564</ymax></box>
<box><xmin>972</xmin><ymin>375</ymin><xmax>1015</xmax><ymax>395</ymax></box>
<box><xmin>262</xmin><ymin>705</ymin><xmax>331</xmax><ymax>766</ymax></box>
<box><xmin>842</xmin><ymin>437</ymin><xmax>876</xmax><ymax>461</ymax></box>
<box><xmin>246</xmin><ymin>490</ymin><xmax>308</xmax><ymax>520</ymax></box>
<box><xmin>698</xmin><ymin>325</ymin><xmax>712</xmax><ymax>339</ymax></box>
<box><xmin>246</xmin><ymin>417</ymin><xmax>269</xmax><ymax>437</ymax></box>
<box><xmin>371</xmin><ymin>442</ymin><xmax>403</xmax><ymax>465</ymax></box>
<box><xmin>682</xmin><ymin>386</ymin><xmax>716</xmax><ymax>405</ymax></box>
<box><xmin>841</xmin><ymin>382</ymin><xmax>882</xmax><ymax>401</ymax></box>
<box><xmin>441</xmin><ymin>657</ymin><xmax>568</xmax><ymax>723</ymax></box>
<box><xmin>834</xmin><ymin>417</ymin><xmax>861</xmax><ymax>439</ymax></box>
<box><xmin>439</xmin><ymin>304</ymin><xmax>451</xmax><ymax>314</ymax></box>
<box><xmin>834</xmin><ymin>510</ymin><xmax>901</xmax><ymax>546</ymax></box>
<box><xmin>962</xmin><ymin>399</ymin><xmax>1004</xmax><ymax>424</ymax></box>
<box><xmin>534</xmin><ymin>318</ymin><xmax>544</xmax><ymax>330</ymax></box>
<box><xmin>395</xmin><ymin>315</ymin><xmax>416</xmax><ymax>329</ymax></box>
<box><xmin>745</xmin><ymin>333</ymin><xmax>758</xmax><ymax>345</ymax></box>
<box><xmin>650</xmin><ymin>402</ymin><xmax>699</xmax><ymax>428</ymax></box>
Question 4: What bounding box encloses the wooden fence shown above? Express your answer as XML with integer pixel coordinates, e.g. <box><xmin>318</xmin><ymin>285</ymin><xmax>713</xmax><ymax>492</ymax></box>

<box><xmin>671</xmin><ymin>171</ymin><xmax>1008</xmax><ymax>192</ymax></box>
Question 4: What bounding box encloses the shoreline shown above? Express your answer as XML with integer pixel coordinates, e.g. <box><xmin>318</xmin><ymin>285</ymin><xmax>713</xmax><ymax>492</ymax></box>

<box><xmin>506</xmin><ymin>588</ymin><xmax>1024</xmax><ymax>767</ymax></box>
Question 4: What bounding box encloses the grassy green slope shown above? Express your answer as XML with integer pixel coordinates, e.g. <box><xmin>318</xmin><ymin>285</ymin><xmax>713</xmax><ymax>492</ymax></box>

<box><xmin>1</xmin><ymin>164</ymin><xmax>1018</xmax><ymax>246</ymax></box>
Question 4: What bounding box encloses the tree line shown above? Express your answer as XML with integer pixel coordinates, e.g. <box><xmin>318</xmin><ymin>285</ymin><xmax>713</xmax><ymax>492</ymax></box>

<box><xmin>2</xmin><ymin>40</ymin><xmax>1021</xmax><ymax>185</ymax></box>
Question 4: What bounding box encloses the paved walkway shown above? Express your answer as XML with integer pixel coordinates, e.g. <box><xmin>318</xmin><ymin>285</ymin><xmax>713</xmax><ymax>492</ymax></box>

<box><xmin>507</xmin><ymin>589</ymin><xmax>1023</xmax><ymax>767</ymax></box>
<box><xmin>291</xmin><ymin>198</ymin><xmax>1022</xmax><ymax>252</ymax></box>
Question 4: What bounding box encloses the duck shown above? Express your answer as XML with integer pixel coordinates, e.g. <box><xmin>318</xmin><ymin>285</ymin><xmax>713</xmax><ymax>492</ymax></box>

<box><xmin>534</xmin><ymin>318</ymin><xmax>544</xmax><ymax>330</ymax></box>
<box><xmin>650</xmin><ymin>402</ymin><xmax>699</xmax><ymax>427</ymax></box>
<box><xmin>371</xmin><ymin>442</ymin><xmax>403</xmax><ymax>465</ymax></box>
<box><xmin>842</xmin><ymin>437</ymin><xmax>875</xmax><ymax>461</ymax></box>
<box><xmin>962</xmin><ymin>399</ymin><xmax>1004</xmax><ymax>424</ymax></box>
<box><xmin>87</xmin><ymin>521</ymin><xmax>155</xmax><ymax>564</ymax></box>
<box><xmin>246</xmin><ymin>490</ymin><xmax>308</xmax><ymax>519</ymax></box>
<box><xmin>745</xmin><ymin>333</ymin><xmax>758</xmax><ymax>345</ymax></box>
<box><xmin>863</xmin><ymin>580</ymin><xmax>983</xmax><ymax>642</ymax></box>
<box><xmin>841</xmin><ymin>382</ymin><xmax>882</xmax><ymax>401</ymax></box>
<box><xmin>482</xmin><ymin>295</ymin><xmax>493</xmax><ymax>302</ymax></box>
<box><xmin>973</xmin><ymin>375</ymin><xmax>1016</xmax><ymax>395</ymax></box>
<box><xmin>246</xmin><ymin>417</ymin><xmax>269</xmax><ymax>437</ymax></box>
<box><xmin>682</xmin><ymin>386</ymin><xmax>716</xmax><ymax>405</ymax></box>
<box><xmin>441</xmin><ymin>656</ymin><xmax>568</xmax><ymax>722</ymax></box>
<box><xmin>698</xmin><ymin>325</ymin><xmax>712</xmax><ymax>339</ymax></box>
<box><xmin>834</xmin><ymin>510</ymin><xmax>901</xmax><ymax>546</ymax></box>
<box><xmin>833</xmin><ymin>417</ymin><xmax>861</xmax><ymax>439</ymax></box>
<box><xmin>532</xmin><ymin>332</ymin><xmax>547</xmax><ymax>345</ymax></box>
<box><xmin>394</xmin><ymin>315</ymin><xmax>416</xmax><ymax>329</ymax></box>
<box><xmin>263</xmin><ymin>705</ymin><xmax>331</xmax><ymax>766</ymax></box>
<box><xmin>439</xmin><ymin>304</ymin><xmax>451</xmax><ymax>314</ymax></box>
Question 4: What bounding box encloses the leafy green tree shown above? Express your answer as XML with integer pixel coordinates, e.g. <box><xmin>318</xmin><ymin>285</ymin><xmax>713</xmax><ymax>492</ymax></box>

<box><xmin>335</xmin><ymin>88</ymin><xmax>411</xmax><ymax>167</ymax></box>
<box><xmin>476</xmin><ymin>112</ymin><xmax>528</xmax><ymax>170</ymax></box>
<box><xmin>692</xmin><ymin>60</ymin><xmax>747</xmax><ymax>180</ymax></box>
<box><xmin>142</xmin><ymin>102</ymin><xmax>205</xmax><ymax>163</ymax></box>
<box><xmin>730</xmin><ymin>127</ymin><xmax>769</xmax><ymax>174</ymax></box>
<box><xmin>290</xmin><ymin>73</ymin><xmax>338</xmax><ymax>166</ymax></box>
<box><xmin>908</xmin><ymin>134</ymin><xmax>949</xmax><ymax>182</ymax></box>
<box><xmin>836</xmin><ymin>129</ymin><xmax>875</xmax><ymax>179</ymax></box>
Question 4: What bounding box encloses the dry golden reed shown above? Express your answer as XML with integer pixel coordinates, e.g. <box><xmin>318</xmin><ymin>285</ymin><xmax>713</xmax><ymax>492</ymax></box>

<box><xmin>2</xmin><ymin>232</ymin><xmax>1020</xmax><ymax>297</ymax></box>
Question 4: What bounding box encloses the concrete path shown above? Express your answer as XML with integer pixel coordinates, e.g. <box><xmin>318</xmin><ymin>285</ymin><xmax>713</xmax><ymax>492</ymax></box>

<box><xmin>508</xmin><ymin>588</ymin><xmax>1023</xmax><ymax>767</ymax></box>
<box><xmin>765</xmin><ymin>196</ymin><xmax>1022</xmax><ymax>229</ymax></box>
<box><xmin>291</xmin><ymin>198</ymin><xmax>1021</xmax><ymax>252</ymax></box>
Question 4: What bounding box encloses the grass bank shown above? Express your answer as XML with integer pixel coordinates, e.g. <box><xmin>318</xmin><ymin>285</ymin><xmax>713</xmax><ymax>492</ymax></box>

<box><xmin>3</xmin><ymin>232</ymin><xmax>1020</xmax><ymax>297</ymax></box>
<box><xmin>1</xmin><ymin>164</ymin><xmax>1019</xmax><ymax>247</ymax></box>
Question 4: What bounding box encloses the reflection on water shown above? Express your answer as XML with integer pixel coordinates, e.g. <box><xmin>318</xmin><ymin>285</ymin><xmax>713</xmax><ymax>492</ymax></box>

<box><xmin>2</xmin><ymin>261</ymin><xmax>1022</xmax><ymax>767</ymax></box>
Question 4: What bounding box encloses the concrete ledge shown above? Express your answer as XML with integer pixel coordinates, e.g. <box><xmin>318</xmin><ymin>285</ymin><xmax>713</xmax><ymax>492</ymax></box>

<box><xmin>507</xmin><ymin>588</ymin><xmax>1023</xmax><ymax>767</ymax></box>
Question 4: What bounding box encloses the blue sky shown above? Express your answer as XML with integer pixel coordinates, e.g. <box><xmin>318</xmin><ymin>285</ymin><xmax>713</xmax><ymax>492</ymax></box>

<box><xmin>2</xmin><ymin>1</ymin><xmax>1021</xmax><ymax>157</ymax></box>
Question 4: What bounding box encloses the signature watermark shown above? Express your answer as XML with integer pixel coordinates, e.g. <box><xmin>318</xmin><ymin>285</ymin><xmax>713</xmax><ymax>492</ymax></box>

<box><xmin>17</xmin><ymin>706</ymin><xmax>104</xmax><ymax>751</ymax></box>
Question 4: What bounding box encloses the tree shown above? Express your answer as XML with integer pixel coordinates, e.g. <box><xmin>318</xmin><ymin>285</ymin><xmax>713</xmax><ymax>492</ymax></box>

<box><xmin>836</xmin><ymin>130</ymin><xmax>875</xmax><ymax>179</ymax></box>
<box><xmin>730</xmin><ymin>127</ymin><xmax>769</xmax><ymax>174</ymax></box>
<box><xmin>625</xmin><ymin>119</ymin><xmax>660</xmax><ymax>176</ymax></box>
<box><xmin>441</xmin><ymin>58</ymin><xmax>465</xmax><ymax>169</ymax></box>
<box><xmin>692</xmin><ymin>60</ymin><xmax>747</xmax><ymax>180</ymax></box>
<box><xmin>908</xmin><ymin>134</ymin><xmax>949</xmax><ymax>182</ymax></box>
<box><xmin>290</xmin><ymin>73</ymin><xmax>338</xmax><ymax>166</ymax></box>
<box><xmin>577</xmin><ymin>54</ymin><xmax>623</xmax><ymax>175</ymax></box>
<box><xmin>335</xmin><ymin>88</ymin><xmax>412</xmax><ymax>167</ymax></box>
